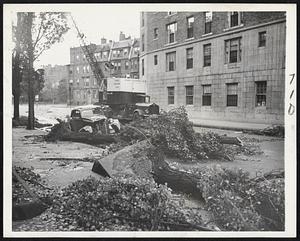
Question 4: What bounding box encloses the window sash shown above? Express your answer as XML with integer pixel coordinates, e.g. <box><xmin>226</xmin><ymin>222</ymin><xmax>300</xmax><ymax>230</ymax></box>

<box><xmin>204</xmin><ymin>44</ymin><xmax>211</xmax><ymax>66</ymax></box>
<box><xmin>259</xmin><ymin>32</ymin><xmax>266</xmax><ymax>47</ymax></box>
<box><xmin>227</xmin><ymin>95</ymin><xmax>238</xmax><ymax>106</ymax></box>
<box><xmin>167</xmin><ymin>23</ymin><xmax>177</xmax><ymax>43</ymax></box>
<box><xmin>186</xmin><ymin>87</ymin><xmax>193</xmax><ymax>96</ymax></box>
<box><xmin>227</xmin><ymin>83</ymin><xmax>238</xmax><ymax>95</ymax></box>
<box><xmin>166</xmin><ymin>52</ymin><xmax>176</xmax><ymax>71</ymax></box>
<box><xmin>202</xmin><ymin>95</ymin><xmax>211</xmax><ymax>106</ymax></box>
<box><xmin>205</xmin><ymin>21</ymin><xmax>212</xmax><ymax>34</ymax></box>
<box><xmin>230</xmin><ymin>12</ymin><xmax>239</xmax><ymax>27</ymax></box>
<box><xmin>187</xmin><ymin>58</ymin><xmax>193</xmax><ymax>69</ymax></box>
<box><xmin>167</xmin><ymin>87</ymin><xmax>175</xmax><ymax>105</ymax></box>
<box><xmin>225</xmin><ymin>38</ymin><xmax>242</xmax><ymax>63</ymax></box>
<box><xmin>203</xmin><ymin>85</ymin><xmax>212</xmax><ymax>94</ymax></box>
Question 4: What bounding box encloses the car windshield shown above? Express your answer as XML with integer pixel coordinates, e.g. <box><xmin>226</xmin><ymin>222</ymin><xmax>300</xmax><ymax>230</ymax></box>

<box><xmin>81</xmin><ymin>109</ymin><xmax>95</xmax><ymax>118</ymax></box>
<box><xmin>81</xmin><ymin>108</ymin><xmax>104</xmax><ymax>118</ymax></box>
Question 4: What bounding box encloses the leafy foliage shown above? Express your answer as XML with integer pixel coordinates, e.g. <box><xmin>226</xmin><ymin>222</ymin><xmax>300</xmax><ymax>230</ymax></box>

<box><xmin>120</xmin><ymin>106</ymin><xmax>227</xmax><ymax>161</ymax></box>
<box><xmin>13</xmin><ymin>166</ymin><xmax>55</xmax><ymax>205</ymax></box>
<box><xmin>50</xmin><ymin>176</ymin><xmax>204</xmax><ymax>231</ymax></box>
<box><xmin>197</xmin><ymin>166</ymin><xmax>284</xmax><ymax>231</ymax></box>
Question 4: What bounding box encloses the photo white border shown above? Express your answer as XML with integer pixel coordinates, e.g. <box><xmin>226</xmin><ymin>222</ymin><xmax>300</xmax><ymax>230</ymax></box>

<box><xmin>3</xmin><ymin>3</ymin><xmax>297</xmax><ymax>238</ymax></box>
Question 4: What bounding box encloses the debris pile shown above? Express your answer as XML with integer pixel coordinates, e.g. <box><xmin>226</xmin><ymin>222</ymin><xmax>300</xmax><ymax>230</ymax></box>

<box><xmin>50</xmin><ymin>176</ymin><xmax>208</xmax><ymax>231</ymax></box>
<box><xmin>197</xmin><ymin>166</ymin><xmax>284</xmax><ymax>231</ymax></box>
<box><xmin>120</xmin><ymin>107</ymin><xmax>229</xmax><ymax>161</ymax></box>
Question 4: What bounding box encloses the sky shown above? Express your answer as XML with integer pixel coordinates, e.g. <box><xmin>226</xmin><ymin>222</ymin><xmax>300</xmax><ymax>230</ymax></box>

<box><xmin>34</xmin><ymin>9</ymin><xmax>140</xmax><ymax>68</ymax></box>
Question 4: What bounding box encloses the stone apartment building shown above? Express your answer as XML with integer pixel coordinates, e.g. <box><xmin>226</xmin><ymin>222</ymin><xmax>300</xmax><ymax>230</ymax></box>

<box><xmin>140</xmin><ymin>12</ymin><xmax>286</xmax><ymax>124</ymax></box>
<box><xmin>69</xmin><ymin>32</ymin><xmax>140</xmax><ymax>105</ymax></box>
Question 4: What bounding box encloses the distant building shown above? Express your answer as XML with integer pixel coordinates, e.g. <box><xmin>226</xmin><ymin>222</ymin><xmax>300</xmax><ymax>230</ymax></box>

<box><xmin>140</xmin><ymin>12</ymin><xmax>286</xmax><ymax>124</ymax></box>
<box><xmin>43</xmin><ymin>64</ymin><xmax>69</xmax><ymax>88</ymax></box>
<box><xmin>69</xmin><ymin>32</ymin><xmax>140</xmax><ymax>105</ymax></box>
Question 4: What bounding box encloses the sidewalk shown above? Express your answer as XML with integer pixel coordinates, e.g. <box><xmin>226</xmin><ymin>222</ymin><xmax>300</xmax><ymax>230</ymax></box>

<box><xmin>190</xmin><ymin>118</ymin><xmax>271</xmax><ymax>131</ymax></box>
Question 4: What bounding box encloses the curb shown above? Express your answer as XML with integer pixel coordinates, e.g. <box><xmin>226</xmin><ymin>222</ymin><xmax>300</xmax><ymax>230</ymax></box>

<box><xmin>191</xmin><ymin>122</ymin><xmax>265</xmax><ymax>132</ymax></box>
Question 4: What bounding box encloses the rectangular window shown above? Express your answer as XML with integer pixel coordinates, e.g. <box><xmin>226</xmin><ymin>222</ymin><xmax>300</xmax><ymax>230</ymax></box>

<box><xmin>94</xmin><ymin>79</ymin><xmax>97</xmax><ymax>86</ymax></box>
<box><xmin>142</xmin><ymin>59</ymin><xmax>144</xmax><ymax>76</ymax></box>
<box><xmin>186</xmin><ymin>48</ymin><xmax>193</xmax><ymax>69</ymax></box>
<box><xmin>204</xmin><ymin>12</ymin><xmax>212</xmax><ymax>34</ymax></box>
<box><xmin>186</xmin><ymin>86</ymin><xmax>194</xmax><ymax>105</ymax></box>
<box><xmin>124</xmin><ymin>48</ymin><xmax>129</xmax><ymax>56</ymax></box>
<box><xmin>227</xmin><ymin>83</ymin><xmax>238</xmax><ymax>106</ymax></box>
<box><xmin>203</xmin><ymin>44</ymin><xmax>211</xmax><ymax>67</ymax></box>
<box><xmin>258</xmin><ymin>31</ymin><xmax>266</xmax><ymax>47</ymax></box>
<box><xmin>117</xmin><ymin>62</ymin><xmax>121</xmax><ymax>70</ymax></box>
<box><xmin>86</xmin><ymin>65</ymin><xmax>90</xmax><ymax>72</ymax></box>
<box><xmin>125</xmin><ymin>61</ymin><xmax>129</xmax><ymax>70</ymax></box>
<box><xmin>230</xmin><ymin>12</ymin><xmax>240</xmax><ymax>27</ymax></box>
<box><xmin>166</xmin><ymin>52</ymin><xmax>176</xmax><ymax>71</ymax></box>
<box><xmin>103</xmin><ymin>52</ymin><xmax>108</xmax><ymax>58</ymax></box>
<box><xmin>167</xmin><ymin>87</ymin><xmax>175</xmax><ymax>105</ymax></box>
<box><xmin>167</xmin><ymin>22</ymin><xmax>177</xmax><ymax>43</ymax></box>
<box><xmin>83</xmin><ymin>66</ymin><xmax>86</xmax><ymax>73</ymax></box>
<box><xmin>142</xmin><ymin>34</ymin><xmax>145</xmax><ymax>51</ymax></box>
<box><xmin>225</xmin><ymin>37</ymin><xmax>242</xmax><ymax>63</ymax></box>
<box><xmin>202</xmin><ymin>85</ymin><xmax>212</xmax><ymax>106</ymax></box>
<box><xmin>187</xmin><ymin>16</ymin><xmax>194</xmax><ymax>39</ymax></box>
<box><xmin>154</xmin><ymin>55</ymin><xmax>158</xmax><ymax>65</ymax></box>
<box><xmin>154</xmin><ymin>28</ymin><xmax>158</xmax><ymax>39</ymax></box>
<box><xmin>256</xmin><ymin>81</ymin><xmax>267</xmax><ymax>106</ymax></box>
<box><xmin>76</xmin><ymin>66</ymin><xmax>80</xmax><ymax>73</ymax></box>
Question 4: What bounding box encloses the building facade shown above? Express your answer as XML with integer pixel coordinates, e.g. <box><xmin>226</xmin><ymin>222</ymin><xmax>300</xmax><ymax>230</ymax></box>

<box><xmin>69</xmin><ymin>32</ymin><xmax>140</xmax><ymax>105</ymax></box>
<box><xmin>140</xmin><ymin>12</ymin><xmax>286</xmax><ymax>124</ymax></box>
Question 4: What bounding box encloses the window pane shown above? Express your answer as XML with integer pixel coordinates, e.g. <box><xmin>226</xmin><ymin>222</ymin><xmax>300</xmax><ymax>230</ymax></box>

<box><xmin>227</xmin><ymin>83</ymin><xmax>238</xmax><ymax>94</ymax></box>
<box><xmin>203</xmin><ymin>85</ymin><xmax>211</xmax><ymax>94</ymax></box>
<box><xmin>202</xmin><ymin>95</ymin><xmax>211</xmax><ymax>106</ymax></box>
<box><xmin>166</xmin><ymin>52</ymin><xmax>176</xmax><ymax>71</ymax></box>
<box><xmin>259</xmin><ymin>31</ymin><xmax>266</xmax><ymax>47</ymax></box>
<box><xmin>227</xmin><ymin>95</ymin><xmax>238</xmax><ymax>106</ymax></box>
<box><xmin>205</xmin><ymin>11</ymin><xmax>212</xmax><ymax>22</ymax></box>
<box><xmin>168</xmin><ymin>87</ymin><xmax>175</xmax><ymax>104</ymax></box>
<box><xmin>230</xmin><ymin>12</ymin><xmax>239</xmax><ymax>27</ymax></box>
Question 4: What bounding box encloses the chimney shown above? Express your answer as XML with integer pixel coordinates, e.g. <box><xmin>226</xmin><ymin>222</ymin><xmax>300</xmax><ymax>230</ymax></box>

<box><xmin>101</xmin><ymin>37</ymin><xmax>107</xmax><ymax>44</ymax></box>
<box><xmin>119</xmin><ymin>31</ymin><xmax>126</xmax><ymax>41</ymax></box>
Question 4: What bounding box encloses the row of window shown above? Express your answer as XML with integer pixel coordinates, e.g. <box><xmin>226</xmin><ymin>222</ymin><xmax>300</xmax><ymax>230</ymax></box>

<box><xmin>75</xmin><ymin>89</ymin><xmax>98</xmax><ymax>99</ymax></box>
<box><xmin>141</xmin><ymin>12</ymin><xmax>243</xmax><ymax>49</ymax></box>
<box><xmin>74</xmin><ymin>60</ymin><xmax>139</xmax><ymax>74</ymax></box>
<box><xmin>142</xmin><ymin>32</ymin><xmax>267</xmax><ymax>74</ymax></box>
<box><xmin>74</xmin><ymin>47</ymin><xmax>140</xmax><ymax>62</ymax></box>
<box><xmin>167</xmin><ymin>81</ymin><xmax>267</xmax><ymax>107</ymax></box>
<box><xmin>74</xmin><ymin>77</ymin><xmax>97</xmax><ymax>87</ymax></box>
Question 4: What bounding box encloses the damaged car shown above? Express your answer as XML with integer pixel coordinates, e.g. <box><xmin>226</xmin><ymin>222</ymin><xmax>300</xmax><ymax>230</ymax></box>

<box><xmin>70</xmin><ymin>105</ymin><xmax>120</xmax><ymax>134</ymax></box>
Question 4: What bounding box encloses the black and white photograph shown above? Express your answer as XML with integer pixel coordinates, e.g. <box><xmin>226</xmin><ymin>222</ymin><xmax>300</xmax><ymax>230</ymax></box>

<box><xmin>3</xmin><ymin>3</ymin><xmax>297</xmax><ymax>238</ymax></box>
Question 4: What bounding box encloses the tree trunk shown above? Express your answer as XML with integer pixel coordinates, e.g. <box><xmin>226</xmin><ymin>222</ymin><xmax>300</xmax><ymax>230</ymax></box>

<box><xmin>25</xmin><ymin>13</ymin><xmax>35</xmax><ymax>130</ymax></box>
<box><xmin>12</xmin><ymin>13</ymin><xmax>23</xmax><ymax>121</ymax></box>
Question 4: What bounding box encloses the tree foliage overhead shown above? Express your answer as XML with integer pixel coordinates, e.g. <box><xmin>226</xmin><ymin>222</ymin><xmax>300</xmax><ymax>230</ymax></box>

<box><xmin>29</xmin><ymin>12</ymin><xmax>70</xmax><ymax>61</ymax></box>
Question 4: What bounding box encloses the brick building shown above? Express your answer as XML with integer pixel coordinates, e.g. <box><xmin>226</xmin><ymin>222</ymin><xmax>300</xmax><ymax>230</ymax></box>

<box><xmin>140</xmin><ymin>12</ymin><xmax>286</xmax><ymax>124</ymax></box>
<box><xmin>69</xmin><ymin>32</ymin><xmax>140</xmax><ymax>105</ymax></box>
